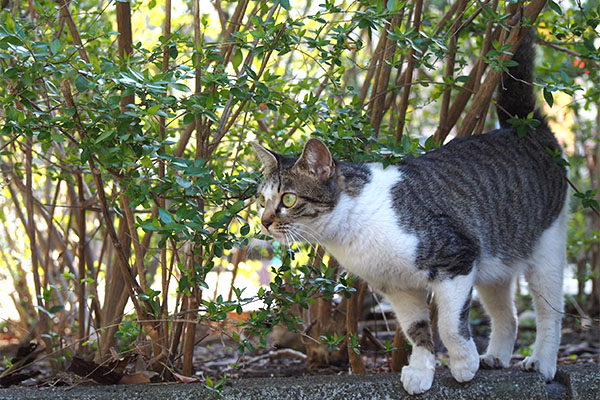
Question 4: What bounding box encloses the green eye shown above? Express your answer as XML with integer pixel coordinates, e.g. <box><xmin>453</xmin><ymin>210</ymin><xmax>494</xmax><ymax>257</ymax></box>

<box><xmin>258</xmin><ymin>193</ymin><xmax>266</xmax><ymax>207</ymax></box>
<box><xmin>282</xmin><ymin>193</ymin><xmax>297</xmax><ymax>208</ymax></box>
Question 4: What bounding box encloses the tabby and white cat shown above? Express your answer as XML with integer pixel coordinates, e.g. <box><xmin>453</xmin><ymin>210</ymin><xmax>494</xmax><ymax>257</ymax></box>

<box><xmin>253</xmin><ymin>29</ymin><xmax>567</xmax><ymax>394</ymax></box>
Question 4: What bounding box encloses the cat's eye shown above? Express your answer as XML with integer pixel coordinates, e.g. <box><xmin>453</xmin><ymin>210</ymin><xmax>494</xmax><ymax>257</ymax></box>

<box><xmin>282</xmin><ymin>193</ymin><xmax>297</xmax><ymax>208</ymax></box>
<box><xmin>258</xmin><ymin>193</ymin><xmax>266</xmax><ymax>207</ymax></box>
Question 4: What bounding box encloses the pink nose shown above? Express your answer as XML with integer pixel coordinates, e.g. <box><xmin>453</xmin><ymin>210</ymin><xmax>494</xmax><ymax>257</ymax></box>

<box><xmin>261</xmin><ymin>218</ymin><xmax>273</xmax><ymax>229</ymax></box>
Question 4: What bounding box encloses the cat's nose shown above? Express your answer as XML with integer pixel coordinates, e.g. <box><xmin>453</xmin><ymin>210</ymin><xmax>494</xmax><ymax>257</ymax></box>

<box><xmin>261</xmin><ymin>217</ymin><xmax>273</xmax><ymax>229</ymax></box>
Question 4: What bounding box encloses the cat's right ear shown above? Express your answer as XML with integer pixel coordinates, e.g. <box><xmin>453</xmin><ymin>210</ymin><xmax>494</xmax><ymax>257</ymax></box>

<box><xmin>251</xmin><ymin>142</ymin><xmax>278</xmax><ymax>173</ymax></box>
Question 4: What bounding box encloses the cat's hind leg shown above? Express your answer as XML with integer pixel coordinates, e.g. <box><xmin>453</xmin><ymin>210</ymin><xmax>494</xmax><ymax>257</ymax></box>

<box><xmin>433</xmin><ymin>271</ymin><xmax>479</xmax><ymax>383</ymax></box>
<box><xmin>477</xmin><ymin>278</ymin><xmax>517</xmax><ymax>368</ymax></box>
<box><xmin>521</xmin><ymin>214</ymin><xmax>566</xmax><ymax>381</ymax></box>
<box><xmin>386</xmin><ymin>289</ymin><xmax>435</xmax><ymax>395</ymax></box>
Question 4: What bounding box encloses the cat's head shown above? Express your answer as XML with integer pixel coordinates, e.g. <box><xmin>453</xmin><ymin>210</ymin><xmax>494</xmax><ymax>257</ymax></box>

<box><xmin>252</xmin><ymin>138</ymin><xmax>340</xmax><ymax>244</ymax></box>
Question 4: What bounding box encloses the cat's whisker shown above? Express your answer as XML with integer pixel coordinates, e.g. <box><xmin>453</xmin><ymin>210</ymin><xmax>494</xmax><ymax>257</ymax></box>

<box><xmin>289</xmin><ymin>230</ymin><xmax>318</xmax><ymax>255</ymax></box>
<box><xmin>283</xmin><ymin>231</ymin><xmax>310</xmax><ymax>261</ymax></box>
<box><xmin>291</xmin><ymin>223</ymin><xmax>322</xmax><ymax>245</ymax></box>
<box><xmin>287</xmin><ymin>227</ymin><xmax>321</xmax><ymax>254</ymax></box>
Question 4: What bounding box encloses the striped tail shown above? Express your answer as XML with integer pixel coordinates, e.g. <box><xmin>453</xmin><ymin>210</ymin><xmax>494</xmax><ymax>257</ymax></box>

<box><xmin>496</xmin><ymin>28</ymin><xmax>541</xmax><ymax>128</ymax></box>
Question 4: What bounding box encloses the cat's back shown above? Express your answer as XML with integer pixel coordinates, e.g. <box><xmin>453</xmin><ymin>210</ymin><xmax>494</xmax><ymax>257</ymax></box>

<box><xmin>389</xmin><ymin>126</ymin><xmax>567</xmax><ymax>266</ymax></box>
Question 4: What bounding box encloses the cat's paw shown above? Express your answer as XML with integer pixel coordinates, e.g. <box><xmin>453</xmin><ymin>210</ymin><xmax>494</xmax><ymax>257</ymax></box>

<box><xmin>520</xmin><ymin>356</ymin><xmax>556</xmax><ymax>381</ymax></box>
<box><xmin>450</xmin><ymin>353</ymin><xmax>479</xmax><ymax>382</ymax></box>
<box><xmin>401</xmin><ymin>365</ymin><xmax>435</xmax><ymax>394</ymax></box>
<box><xmin>480</xmin><ymin>354</ymin><xmax>509</xmax><ymax>369</ymax></box>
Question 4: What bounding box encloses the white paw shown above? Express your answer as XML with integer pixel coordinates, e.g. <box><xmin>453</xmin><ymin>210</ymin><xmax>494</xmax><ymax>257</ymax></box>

<box><xmin>450</xmin><ymin>353</ymin><xmax>479</xmax><ymax>382</ymax></box>
<box><xmin>480</xmin><ymin>354</ymin><xmax>509</xmax><ymax>369</ymax></box>
<box><xmin>520</xmin><ymin>356</ymin><xmax>556</xmax><ymax>381</ymax></box>
<box><xmin>401</xmin><ymin>365</ymin><xmax>435</xmax><ymax>394</ymax></box>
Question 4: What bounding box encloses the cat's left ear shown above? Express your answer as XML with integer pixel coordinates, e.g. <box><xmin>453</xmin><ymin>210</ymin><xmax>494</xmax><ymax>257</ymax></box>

<box><xmin>296</xmin><ymin>138</ymin><xmax>335</xmax><ymax>182</ymax></box>
<box><xmin>251</xmin><ymin>142</ymin><xmax>278</xmax><ymax>173</ymax></box>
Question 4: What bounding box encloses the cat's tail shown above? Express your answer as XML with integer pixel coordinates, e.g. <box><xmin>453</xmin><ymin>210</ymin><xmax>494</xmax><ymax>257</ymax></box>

<box><xmin>496</xmin><ymin>28</ymin><xmax>543</xmax><ymax>129</ymax></box>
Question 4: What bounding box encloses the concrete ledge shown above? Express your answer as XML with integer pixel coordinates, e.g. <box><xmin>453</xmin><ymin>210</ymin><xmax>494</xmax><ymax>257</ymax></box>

<box><xmin>0</xmin><ymin>363</ymin><xmax>597</xmax><ymax>400</ymax></box>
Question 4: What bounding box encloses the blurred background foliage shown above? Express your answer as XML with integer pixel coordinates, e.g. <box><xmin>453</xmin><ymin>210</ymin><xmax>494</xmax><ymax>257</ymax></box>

<box><xmin>0</xmin><ymin>0</ymin><xmax>597</xmax><ymax>386</ymax></box>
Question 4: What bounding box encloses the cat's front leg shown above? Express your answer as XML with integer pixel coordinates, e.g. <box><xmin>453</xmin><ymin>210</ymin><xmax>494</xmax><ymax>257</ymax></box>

<box><xmin>386</xmin><ymin>290</ymin><xmax>435</xmax><ymax>395</ymax></box>
<box><xmin>433</xmin><ymin>272</ymin><xmax>479</xmax><ymax>383</ymax></box>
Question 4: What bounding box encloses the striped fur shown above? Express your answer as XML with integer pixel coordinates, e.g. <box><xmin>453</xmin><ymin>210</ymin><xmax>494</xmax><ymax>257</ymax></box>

<box><xmin>253</xmin><ymin>29</ymin><xmax>568</xmax><ymax>394</ymax></box>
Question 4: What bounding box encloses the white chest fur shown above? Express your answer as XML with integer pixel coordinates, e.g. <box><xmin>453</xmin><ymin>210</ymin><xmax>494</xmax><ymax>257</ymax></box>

<box><xmin>318</xmin><ymin>164</ymin><xmax>428</xmax><ymax>291</ymax></box>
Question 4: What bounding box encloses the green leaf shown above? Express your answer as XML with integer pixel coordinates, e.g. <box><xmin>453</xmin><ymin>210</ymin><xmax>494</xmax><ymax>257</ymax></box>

<box><xmin>35</xmin><ymin>305</ymin><xmax>53</xmax><ymax>317</ymax></box>
<box><xmin>147</xmin><ymin>104</ymin><xmax>161</xmax><ymax>115</ymax></box>
<box><xmin>543</xmin><ymin>87</ymin><xmax>554</xmax><ymax>108</ymax></box>
<box><xmin>176</xmin><ymin>176</ymin><xmax>192</xmax><ymax>188</ymax></box>
<box><xmin>80</xmin><ymin>148</ymin><xmax>90</xmax><ymax>163</ymax></box>
<box><xmin>178</xmin><ymin>276</ymin><xmax>189</xmax><ymax>293</ymax></box>
<box><xmin>2</xmin><ymin>35</ymin><xmax>23</xmax><ymax>46</ymax></box>
<box><xmin>278</xmin><ymin>0</ymin><xmax>290</xmax><ymax>11</ymax></box>
<box><xmin>75</xmin><ymin>76</ymin><xmax>88</xmax><ymax>92</ymax></box>
<box><xmin>50</xmin><ymin>38</ymin><xmax>60</xmax><ymax>54</ymax></box>
<box><xmin>170</xmin><ymin>82</ymin><xmax>191</xmax><ymax>92</ymax></box>
<box><xmin>183</xmin><ymin>113</ymin><xmax>196</xmax><ymax>125</ymax></box>
<box><xmin>240</xmin><ymin>224</ymin><xmax>250</xmax><ymax>236</ymax></box>
<box><xmin>96</xmin><ymin>129</ymin><xmax>114</xmax><ymax>144</ymax></box>
<box><xmin>548</xmin><ymin>0</ymin><xmax>562</xmax><ymax>15</ymax></box>
<box><xmin>243</xmin><ymin>64</ymin><xmax>257</xmax><ymax>80</ymax></box>
<box><xmin>159</xmin><ymin>207</ymin><xmax>173</xmax><ymax>224</ymax></box>
<box><xmin>49</xmin><ymin>305</ymin><xmax>64</xmax><ymax>314</ymax></box>
<box><xmin>583</xmin><ymin>36</ymin><xmax>596</xmax><ymax>52</ymax></box>
<box><xmin>232</xmin><ymin>48</ymin><xmax>243</xmax><ymax>69</ymax></box>
<box><xmin>229</xmin><ymin>200</ymin><xmax>245</xmax><ymax>214</ymax></box>
<box><xmin>51</xmin><ymin>133</ymin><xmax>65</xmax><ymax>143</ymax></box>
<box><xmin>211</xmin><ymin>209</ymin><xmax>228</xmax><ymax>224</ymax></box>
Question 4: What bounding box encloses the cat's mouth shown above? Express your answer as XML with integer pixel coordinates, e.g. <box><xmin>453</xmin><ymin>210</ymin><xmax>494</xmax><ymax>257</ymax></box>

<box><xmin>260</xmin><ymin>226</ymin><xmax>287</xmax><ymax>243</ymax></box>
<box><xmin>269</xmin><ymin>228</ymin><xmax>296</xmax><ymax>245</ymax></box>
<box><xmin>270</xmin><ymin>231</ymin><xmax>288</xmax><ymax>243</ymax></box>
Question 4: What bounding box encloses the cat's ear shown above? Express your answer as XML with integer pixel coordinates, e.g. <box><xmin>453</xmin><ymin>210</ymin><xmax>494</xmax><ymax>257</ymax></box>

<box><xmin>296</xmin><ymin>138</ymin><xmax>335</xmax><ymax>181</ymax></box>
<box><xmin>251</xmin><ymin>142</ymin><xmax>278</xmax><ymax>173</ymax></box>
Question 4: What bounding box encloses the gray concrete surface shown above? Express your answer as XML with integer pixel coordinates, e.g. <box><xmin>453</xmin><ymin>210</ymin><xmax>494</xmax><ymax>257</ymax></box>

<box><xmin>0</xmin><ymin>363</ymin><xmax>597</xmax><ymax>399</ymax></box>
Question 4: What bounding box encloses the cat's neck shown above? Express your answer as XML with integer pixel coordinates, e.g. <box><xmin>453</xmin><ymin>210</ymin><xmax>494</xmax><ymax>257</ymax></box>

<box><xmin>319</xmin><ymin>163</ymin><xmax>402</xmax><ymax>245</ymax></box>
<box><xmin>315</xmin><ymin>163</ymin><xmax>421</xmax><ymax>285</ymax></box>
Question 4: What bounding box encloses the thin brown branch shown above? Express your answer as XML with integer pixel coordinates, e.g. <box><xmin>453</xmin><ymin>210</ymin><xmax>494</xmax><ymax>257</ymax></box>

<box><xmin>539</xmin><ymin>39</ymin><xmax>600</xmax><ymax>69</ymax></box>
<box><xmin>60</xmin><ymin>80</ymin><xmax>146</xmax><ymax>318</ymax></box>
<box><xmin>41</xmin><ymin>179</ymin><xmax>62</xmax><ymax>288</ymax></box>
<box><xmin>370</xmin><ymin>13</ymin><xmax>403</xmax><ymax>134</ymax></box>
<box><xmin>24</xmin><ymin>139</ymin><xmax>55</xmax><ymax>364</ymax></box>
<box><xmin>346</xmin><ymin>279</ymin><xmax>366</xmax><ymax>374</ymax></box>
<box><xmin>120</xmin><ymin>195</ymin><xmax>147</xmax><ymax>291</ymax></box>
<box><xmin>159</xmin><ymin>0</ymin><xmax>172</xmax><ymax>375</ymax></box>
<box><xmin>358</xmin><ymin>31</ymin><xmax>387</xmax><ymax>106</ymax></box>
<box><xmin>438</xmin><ymin>34</ymin><xmax>458</xmax><ymax>137</ymax></box>
<box><xmin>76</xmin><ymin>170</ymin><xmax>87</xmax><ymax>350</ymax></box>
<box><xmin>437</xmin><ymin>0</ymin><xmax>469</xmax><ymax>136</ymax></box>
<box><xmin>395</xmin><ymin>0</ymin><xmax>424</xmax><ymax>142</ymax></box>
<box><xmin>54</xmin><ymin>0</ymin><xmax>90</xmax><ymax>63</ymax></box>
<box><xmin>391</xmin><ymin>327</ymin><xmax>409</xmax><ymax>371</ymax></box>
<box><xmin>174</xmin><ymin>124</ymin><xmax>195</xmax><ymax>158</ymax></box>
<box><xmin>457</xmin><ymin>0</ymin><xmax>547</xmax><ymax>137</ymax></box>
<box><xmin>208</xmin><ymin>21</ymin><xmax>287</xmax><ymax>155</ymax></box>
<box><xmin>474</xmin><ymin>0</ymin><xmax>499</xmax><ymax>95</ymax></box>
<box><xmin>474</xmin><ymin>101</ymin><xmax>491</xmax><ymax>134</ymax></box>
<box><xmin>116</xmin><ymin>0</ymin><xmax>134</xmax><ymax>108</ymax></box>
<box><xmin>221</xmin><ymin>0</ymin><xmax>250</xmax><ymax>61</ymax></box>
<box><xmin>212</xmin><ymin>0</ymin><xmax>228</xmax><ymax>33</ymax></box>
